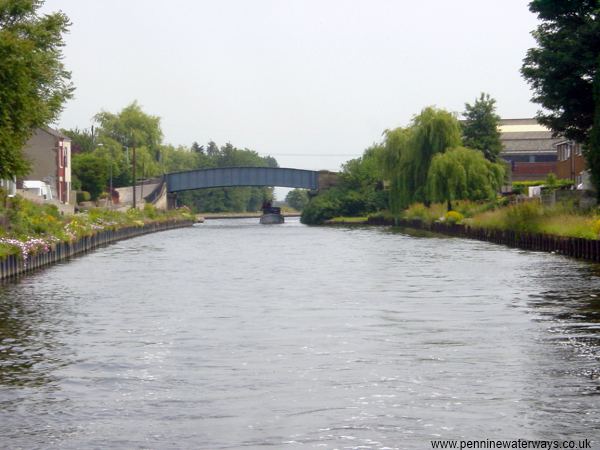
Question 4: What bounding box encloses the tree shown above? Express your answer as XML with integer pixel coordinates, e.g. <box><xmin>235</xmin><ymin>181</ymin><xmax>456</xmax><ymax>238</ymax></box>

<box><xmin>381</xmin><ymin>107</ymin><xmax>462</xmax><ymax>210</ymax></box>
<box><xmin>0</xmin><ymin>0</ymin><xmax>74</xmax><ymax>179</ymax></box>
<box><xmin>461</xmin><ymin>93</ymin><xmax>503</xmax><ymax>161</ymax></box>
<box><xmin>62</xmin><ymin>127</ymin><xmax>95</xmax><ymax>153</ymax></box>
<box><xmin>191</xmin><ymin>141</ymin><xmax>204</xmax><ymax>154</ymax></box>
<box><xmin>521</xmin><ymin>1</ymin><xmax>600</xmax><ymax>189</ymax></box>
<box><xmin>427</xmin><ymin>147</ymin><xmax>505</xmax><ymax>210</ymax></box>
<box><xmin>378</xmin><ymin>127</ymin><xmax>413</xmax><ymax>216</ymax></box>
<box><xmin>72</xmin><ymin>153</ymin><xmax>109</xmax><ymax>200</ymax></box>
<box><xmin>94</xmin><ymin>101</ymin><xmax>163</xmax><ymax>159</ymax></box>
<box><xmin>177</xmin><ymin>141</ymin><xmax>278</xmax><ymax>212</ymax></box>
<box><xmin>285</xmin><ymin>189</ymin><xmax>309</xmax><ymax>211</ymax></box>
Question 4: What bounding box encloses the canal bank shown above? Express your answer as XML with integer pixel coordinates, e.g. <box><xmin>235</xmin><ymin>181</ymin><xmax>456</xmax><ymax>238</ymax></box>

<box><xmin>325</xmin><ymin>216</ymin><xmax>600</xmax><ymax>263</ymax></box>
<box><xmin>0</xmin><ymin>219</ymin><xmax>194</xmax><ymax>281</ymax></box>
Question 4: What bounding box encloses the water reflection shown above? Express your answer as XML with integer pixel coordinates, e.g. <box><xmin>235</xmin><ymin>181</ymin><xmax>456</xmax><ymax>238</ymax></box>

<box><xmin>0</xmin><ymin>281</ymin><xmax>68</xmax><ymax>389</ymax></box>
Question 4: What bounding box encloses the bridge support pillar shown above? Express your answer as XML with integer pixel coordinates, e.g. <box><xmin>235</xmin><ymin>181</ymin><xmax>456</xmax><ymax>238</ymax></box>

<box><xmin>167</xmin><ymin>193</ymin><xmax>178</xmax><ymax>210</ymax></box>
<box><xmin>317</xmin><ymin>171</ymin><xmax>339</xmax><ymax>190</ymax></box>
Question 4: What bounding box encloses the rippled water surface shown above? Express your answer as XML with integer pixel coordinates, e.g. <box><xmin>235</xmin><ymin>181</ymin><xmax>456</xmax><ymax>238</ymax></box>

<box><xmin>1</xmin><ymin>218</ymin><xmax>599</xmax><ymax>449</ymax></box>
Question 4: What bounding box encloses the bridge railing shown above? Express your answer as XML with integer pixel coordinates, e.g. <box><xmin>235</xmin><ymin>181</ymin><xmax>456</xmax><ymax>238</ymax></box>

<box><xmin>166</xmin><ymin>166</ymin><xmax>320</xmax><ymax>192</ymax></box>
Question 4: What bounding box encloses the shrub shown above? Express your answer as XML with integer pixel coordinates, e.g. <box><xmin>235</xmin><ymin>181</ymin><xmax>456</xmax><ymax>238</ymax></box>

<box><xmin>503</xmin><ymin>201</ymin><xmax>543</xmax><ymax>233</ymax></box>
<box><xmin>444</xmin><ymin>210</ymin><xmax>464</xmax><ymax>224</ymax></box>
<box><xmin>403</xmin><ymin>202</ymin><xmax>446</xmax><ymax>224</ymax></box>
<box><xmin>143</xmin><ymin>203</ymin><xmax>158</xmax><ymax>219</ymax></box>
<box><xmin>77</xmin><ymin>191</ymin><xmax>91</xmax><ymax>203</ymax></box>
<box><xmin>300</xmin><ymin>193</ymin><xmax>340</xmax><ymax>224</ymax></box>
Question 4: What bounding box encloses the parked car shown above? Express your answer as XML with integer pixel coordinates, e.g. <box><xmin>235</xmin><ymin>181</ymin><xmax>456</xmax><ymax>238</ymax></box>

<box><xmin>22</xmin><ymin>180</ymin><xmax>53</xmax><ymax>200</ymax></box>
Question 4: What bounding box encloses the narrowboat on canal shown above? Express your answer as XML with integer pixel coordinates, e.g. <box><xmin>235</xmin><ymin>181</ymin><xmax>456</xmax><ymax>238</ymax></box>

<box><xmin>260</xmin><ymin>202</ymin><xmax>284</xmax><ymax>224</ymax></box>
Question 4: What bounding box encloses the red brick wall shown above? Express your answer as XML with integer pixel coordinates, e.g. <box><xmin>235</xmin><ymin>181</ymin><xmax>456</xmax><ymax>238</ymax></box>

<box><xmin>511</xmin><ymin>162</ymin><xmax>557</xmax><ymax>181</ymax></box>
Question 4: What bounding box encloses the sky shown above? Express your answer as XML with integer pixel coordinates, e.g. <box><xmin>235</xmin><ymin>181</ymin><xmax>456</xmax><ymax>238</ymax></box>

<box><xmin>42</xmin><ymin>0</ymin><xmax>541</xmax><ymax>197</ymax></box>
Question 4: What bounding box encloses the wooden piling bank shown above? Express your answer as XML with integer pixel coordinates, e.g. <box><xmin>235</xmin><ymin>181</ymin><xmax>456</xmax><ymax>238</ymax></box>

<box><xmin>365</xmin><ymin>217</ymin><xmax>600</xmax><ymax>263</ymax></box>
<box><xmin>0</xmin><ymin>219</ymin><xmax>194</xmax><ymax>281</ymax></box>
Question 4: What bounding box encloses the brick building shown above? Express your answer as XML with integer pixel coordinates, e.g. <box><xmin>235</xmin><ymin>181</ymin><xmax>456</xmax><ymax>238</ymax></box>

<box><xmin>499</xmin><ymin>118</ymin><xmax>562</xmax><ymax>181</ymax></box>
<box><xmin>20</xmin><ymin>128</ymin><xmax>72</xmax><ymax>204</ymax></box>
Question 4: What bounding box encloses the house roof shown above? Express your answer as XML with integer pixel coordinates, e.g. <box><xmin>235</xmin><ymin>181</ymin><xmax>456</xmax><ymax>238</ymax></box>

<box><xmin>41</xmin><ymin>127</ymin><xmax>71</xmax><ymax>141</ymax></box>
<box><xmin>498</xmin><ymin>118</ymin><xmax>540</xmax><ymax>126</ymax></box>
<box><xmin>499</xmin><ymin>118</ymin><xmax>561</xmax><ymax>155</ymax></box>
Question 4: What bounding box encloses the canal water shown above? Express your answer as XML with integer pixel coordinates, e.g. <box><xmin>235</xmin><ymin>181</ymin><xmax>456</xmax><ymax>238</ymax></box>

<box><xmin>0</xmin><ymin>218</ymin><xmax>599</xmax><ymax>449</ymax></box>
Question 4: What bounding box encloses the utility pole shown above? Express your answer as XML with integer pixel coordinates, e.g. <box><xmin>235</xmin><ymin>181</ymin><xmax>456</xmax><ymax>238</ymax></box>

<box><xmin>132</xmin><ymin>146</ymin><xmax>137</xmax><ymax>209</ymax></box>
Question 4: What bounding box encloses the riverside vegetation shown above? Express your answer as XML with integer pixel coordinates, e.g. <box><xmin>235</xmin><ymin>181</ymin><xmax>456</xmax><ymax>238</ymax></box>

<box><xmin>300</xmin><ymin>99</ymin><xmax>600</xmax><ymax>242</ymax></box>
<box><xmin>0</xmin><ymin>190</ymin><xmax>194</xmax><ymax>262</ymax></box>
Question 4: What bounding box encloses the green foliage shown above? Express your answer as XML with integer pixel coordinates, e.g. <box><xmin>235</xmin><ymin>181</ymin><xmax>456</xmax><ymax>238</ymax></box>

<box><xmin>76</xmin><ymin>191</ymin><xmax>91</xmax><ymax>203</ymax></box>
<box><xmin>522</xmin><ymin>1</ymin><xmax>599</xmax><ymax>144</ymax></box>
<box><xmin>522</xmin><ymin>1</ymin><xmax>600</xmax><ymax>192</ymax></box>
<box><xmin>300</xmin><ymin>179</ymin><xmax>386</xmax><ymax>225</ymax></box>
<box><xmin>378</xmin><ymin>127</ymin><xmax>413</xmax><ymax>215</ymax></box>
<box><xmin>61</xmin><ymin>127</ymin><xmax>95</xmax><ymax>153</ymax></box>
<box><xmin>0</xmin><ymin>0</ymin><xmax>74</xmax><ymax>179</ymax></box>
<box><xmin>3</xmin><ymin>195</ymin><xmax>64</xmax><ymax>239</ymax></box>
<box><xmin>461</xmin><ymin>93</ymin><xmax>503</xmax><ymax>161</ymax></box>
<box><xmin>468</xmin><ymin>200</ymin><xmax>600</xmax><ymax>239</ymax></box>
<box><xmin>409</xmin><ymin>107</ymin><xmax>462</xmax><ymax>203</ymax></box>
<box><xmin>0</xmin><ymin>194</ymin><xmax>195</xmax><ymax>259</ymax></box>
<box><xmin>511</xmin><ymin>179</ymin><xmax>574</xmax><ymax>195</ymax></box>
<box><xmin>72</xmin><ymin>152</ymin><xmax>109</xmax><ymax>200</ymax></box>
<box><xmin>402</xmin><ymin>202</ymin><xmax>447</xmax><ymax>224</ymax></box>
<box><xmin>94</xmin><ymin>101</ymin><xmax>163</xmax><ymax>159</ymax></box>
<box><xmin>427</xmin><ymin>147</ymin><xmax>505</xmax><ymax>206</ymax></box>
<box><xmin>545</xmin><ymin>172</ymin><xmax>558</xmax><ymax>188</ymax></box>
<box><xmin>143</xmin><ymin>203</ymin><xmax>158</xmax><ymax>219</ymax></box>
<box><xmin>300</xmin><ymin>189</ymin><xmax>341</xmax><ymax>225</ymax></box>
<box><xmin>285</xmin><ymin>189</ymin><xmax>309</xmax><ymax>211</ymax></box>
<box><xmin>379</xmin><ymin>107</ymin><xmax>462</xmax><ymax>213</ymax></box>
<box><xmin>444</xmin><ymin>210</ymin><xmax>464</xmax><ymax>224</ymax></box>
<box><xmin>587</xmin><ymin>57</ymin><xmax>600</xmax><ymax>194</ymax></box>
<box><xmin>66</xmin><ymin>102</ymin><xmax>278</xmax><ymax>212</ymax></box>
<box><xmin>177</xmin><ymin>142</ymin><xmax>276</xmax><ymax>212</ymax></box>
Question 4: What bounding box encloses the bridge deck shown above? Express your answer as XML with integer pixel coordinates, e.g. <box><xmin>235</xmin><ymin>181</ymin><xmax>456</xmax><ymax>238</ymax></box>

<box><xmin>166</xmin><ymin>167</ymin><xmax>319</xmax><ymax>192</ymax></box>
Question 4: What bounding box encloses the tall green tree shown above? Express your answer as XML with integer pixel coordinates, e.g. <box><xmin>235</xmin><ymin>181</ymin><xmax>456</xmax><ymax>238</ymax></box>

<box><xmin>285</xmin><ymin>189</ymin><xmax>309</xmax><ymax>211</ymax></box>
<box><xmin>400</xmin><ymin>107</ymin><xmax>462</xmax><ymax>206</ymax></box>
<box><xmin>0</xmin><ymin>0</ymin><xmax>74</xmax><ymax>179</ymax></box>
<box><xmin>521</xmin><ymin>0</ymin><xmax>600</xmax><ymax>189</ymax></box>
<box><xmin>378</xmin><ymin>127</ymin><xmax>413</xmax><ymax>216</ymax></box>
<box><xmin>62</xmin><ymin>127</ymin><xmax>95</xmax><ymax>153</ymax></box>
<box><xmin>461</xmin><ymin>93</ymin><xmax>503</xmax><ymax>161</ymax></box>
<box><xmin>72</xmin><ymin>152</ymin><xmax>109</xmax><ymax>200</ymax></box>
<box><xmin>94</xmin><ymin>101</ymin><xmax>163</xmax><ymax>159</ymax></box>
<box><xmin>427</xmin><ymin>147</ymin><xmax>505</xmax><ymax>210</ymax></box>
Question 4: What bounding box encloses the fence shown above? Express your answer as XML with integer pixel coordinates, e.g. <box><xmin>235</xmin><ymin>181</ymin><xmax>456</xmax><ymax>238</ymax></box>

<box><xmin>366</xmin><ymin>217</ymin><xmax>600</xmax><ymax>263</ymax></box>
<box><xmin>0</xmin><ymin>219</ymin><xmax>193</xmax><ymax>281</ymax></box>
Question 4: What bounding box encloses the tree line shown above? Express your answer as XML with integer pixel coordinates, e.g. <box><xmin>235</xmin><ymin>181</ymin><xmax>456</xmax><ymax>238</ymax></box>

<box><xmin>1</xmin><ymin>1</ymin><xmax>598</xmax><ymax>216</ymax></box>
<box><xmin>64</xmin><ymin>102</ymin><xmax>278</xmax><ymax>212</ymax></box>
<box><xmin>301</xmin><ymin>96</ymin><xmax>506</xmax><ymax>224</ymax></box>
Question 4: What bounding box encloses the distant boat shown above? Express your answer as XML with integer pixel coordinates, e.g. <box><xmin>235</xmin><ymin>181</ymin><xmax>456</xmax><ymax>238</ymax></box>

<box><xmin>260</xmin><ymin>205</ymin><xmax>284</xmax><ymax>224</ymax></box>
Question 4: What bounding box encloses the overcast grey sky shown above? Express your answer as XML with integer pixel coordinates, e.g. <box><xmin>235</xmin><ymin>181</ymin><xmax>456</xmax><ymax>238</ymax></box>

<box><xmin>43</xmin><ymin>0</ymin><xmax>540</xmax><ymax>174</ymax></box>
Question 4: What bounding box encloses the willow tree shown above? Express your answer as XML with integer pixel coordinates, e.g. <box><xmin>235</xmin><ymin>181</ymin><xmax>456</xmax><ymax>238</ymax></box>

<box><xmin>428</xmin><ymin>147</ymin><xmax>505</xmax><ymax>210</ymax></box>
<box><xmin>404</xmin><ymin>107</ymin><xmax>462</xmax><ymax>205</ymax></box>
<box><xmin>379</xmin><ymin>127</ymin><xmax>413</xmax><ymax>216</ymax></box>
